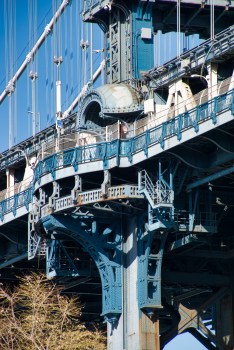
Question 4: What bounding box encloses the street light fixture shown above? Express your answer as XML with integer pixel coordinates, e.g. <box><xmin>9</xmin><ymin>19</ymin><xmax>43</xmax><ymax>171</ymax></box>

<box><xmin>28</xmin><ymin>111</ymin><xmax>41</xmax><ymax>136</ymax></box>
<box><xmin>190</xmin><ymin>74</ymin><xmax>209</xmax><ymax>87</ymax></box>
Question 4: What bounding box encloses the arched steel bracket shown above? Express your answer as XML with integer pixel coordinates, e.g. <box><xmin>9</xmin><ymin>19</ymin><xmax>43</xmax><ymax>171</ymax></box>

<box><xmin>40</xmin><ymin>214</ymin><xmax>122</xmax><ymax>320</ymax></box>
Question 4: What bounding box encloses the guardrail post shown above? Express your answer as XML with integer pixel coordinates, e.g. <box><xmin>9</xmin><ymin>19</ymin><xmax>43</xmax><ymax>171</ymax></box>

<box><xmin>160</xmin><ymin>124</ymin><xmax>165</xmax><ymax>149</ymax></box>
<box><xmin>231</xmin><ymin>89</ymin><xmax>234</xmax><ymax>116</ymax></box>
<box><xmin>177</xmin><ymin>115</ymin><xmax>182</xmax><ymax>141</ymax></box>
<box><xmin>127</xmin><ymin>139</ymin><xmax>133</xmax><ymax>163</ymax></box>
<box><xmin>194</xmin><ymin>107</ymin><xmax>200</xmax><ymax>133</ymax></box>
<box><xmin>144</xmin><ymin>130</ymin><xmax>149</xmax><ymax>157</ymax></box>
<box><xmin>212</xmin><ymin>98</ymin><xmax>218</xmax><ymax>125</ymax></box>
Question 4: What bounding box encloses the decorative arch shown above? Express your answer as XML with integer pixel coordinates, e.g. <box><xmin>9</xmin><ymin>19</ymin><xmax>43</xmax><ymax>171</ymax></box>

<box><xmin>77</xmin><ymin>89</ymin><xmax>104</xmax><ymax>127</ymax></box>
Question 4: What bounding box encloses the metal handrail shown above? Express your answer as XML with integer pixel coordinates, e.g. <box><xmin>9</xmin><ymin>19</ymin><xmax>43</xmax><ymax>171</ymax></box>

<box><xmin>34</xmin><ymin>85</ymin><xmax>234</xmax><ymax>183</ymax></box>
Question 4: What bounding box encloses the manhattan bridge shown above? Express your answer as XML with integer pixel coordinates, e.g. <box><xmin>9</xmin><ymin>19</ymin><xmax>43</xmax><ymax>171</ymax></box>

<box><xmin>1</xmin><ymin>0</ymin><xmax>234</xmax><ymax>349</ymax></box>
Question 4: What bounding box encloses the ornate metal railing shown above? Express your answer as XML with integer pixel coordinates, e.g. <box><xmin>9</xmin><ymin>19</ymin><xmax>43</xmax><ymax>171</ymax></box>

<box><xmin>0</xmin><ymin>186</ymin><xmax>33</xmax><ymax>220</ymax></box>
<box><xmin>34</xmin><ymin>87</ymin><xmax>234</xmax><ymax>183</ymax></box>
<box><xmin>1</xmin><ymin>86</ymin><xmax>234</xmax><ymax>220</ymax></box>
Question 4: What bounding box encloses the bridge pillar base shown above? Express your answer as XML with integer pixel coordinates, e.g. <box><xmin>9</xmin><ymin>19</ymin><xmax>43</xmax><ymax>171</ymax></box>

<box><xmin>107</xmin><ymin>216</ymin><xmax>160</xmax><ymax>350</ymax></box>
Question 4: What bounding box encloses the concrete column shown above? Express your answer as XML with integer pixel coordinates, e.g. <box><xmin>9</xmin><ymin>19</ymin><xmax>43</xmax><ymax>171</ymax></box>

<box><xmin>206</xmin><ymin>62</ymin><xmax>218</xmax><ymax>98</ymax></box>
<box><xmin>107</xmin><ymin>216</ymin><xmax>160</xmax><ymax>350</ymax></box>
<box><xmin>6</xmin><ymin>167</ymin><xmax>15</xmax><ymax>198</ymax></box>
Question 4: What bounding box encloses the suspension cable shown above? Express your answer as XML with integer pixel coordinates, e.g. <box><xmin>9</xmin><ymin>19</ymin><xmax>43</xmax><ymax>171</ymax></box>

<box><xmin>210</xmin><ymin>0</ymin><xmax>214</xmax><ymax>40</ymax></box>
<box><xmin>177</xmin><ymin>0</ymin><xmax>180</xmax><ymax>57</ymax></box>
<box><xmin>50</xmin><ymin>4</ymin><xmax>54</xmax><ymax>125</ymax></box>
<box><xmin>14</xmin><ymin>0</ymin><xmax>17</xmax><ymax>144</ymax></box>
<box><xmin>4</xmin><ymin>0</ymin><xmax>8</xmax><ymax>86</ymax></box>
<box><xmin>70</xmin><ymin>2</ymin><xmax>73</xmax><ymax>101</ymax></box>
<box><xmin>9</xmin><ymin>0</ymin><xmax>13</xmax><ymax>148</ymax></box>
<box><xmin>65</xmin><ymin>4</ymin><xmax>68</xmax><ymax>109</ymax></box>
<box><xmin>101</xmin><ymin>30</ymin><xmax>104</xmax><ymax>85</ymax></box>
<box><xmin>45</xmin><ymin>20</ymin><xmax>50</xmax><ymax>127</ymax></box>
<box><xmin>27</xmin><ymin>48</ymin><xmax>30</xmax><ymax>137</ymax></box>
<box><xmin>76</xmin><ymin>0</ymin><xmax>80</xmax><ymax>95</ymax></box>
<box><xmin>169</xmin><ymin>32</ymin><xmax>171</xmax><ymax>60</ymax></box>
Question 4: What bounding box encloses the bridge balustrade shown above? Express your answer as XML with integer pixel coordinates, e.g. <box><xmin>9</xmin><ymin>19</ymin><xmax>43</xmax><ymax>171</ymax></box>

<box><xmin>32</xmin><ymin>84</ymin><xmax>234</xmax><ymax>182</ymax></box>
<box><xmin>30</xmin><ymin>75</ymin><xmax>234</xmax><ymax>168</ymax></box>
<box><xmin>0</xmin><ymin>176</ymin><xmax>33</xmax><ymax>219</ymax></box>
<box><xmin>0</xmin><ymin>80</ymin><xmax>234</xmax><ymax>220</ymax></box>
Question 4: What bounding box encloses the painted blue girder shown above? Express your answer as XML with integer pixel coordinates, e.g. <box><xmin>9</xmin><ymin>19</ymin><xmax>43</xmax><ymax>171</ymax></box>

<box><xmin>41</xmin><ymin>214</ymin><xmax>122</xmax><ymax>320</ymax></box>
<box><xmin>138</xmin><ymin>218</ymin><xmax>168</xmax><ymax>312</ymax></box>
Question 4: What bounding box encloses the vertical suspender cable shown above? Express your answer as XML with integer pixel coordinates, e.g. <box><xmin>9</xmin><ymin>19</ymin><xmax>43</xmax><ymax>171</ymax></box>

<box><xmin>45</xmin><ymin>20</ymin><xmax>50</xmax><ymax>127</ymax></box>
<box><xmin>58</xmin><ymin>0</ymin><xmax>61</xmax><ymax>58</ymax></box>
<box><xmin>81</xmin><ymin>20</ymin><xmax>84</xmax><ymax>88</ymax></box>
<box><xmin>4</xmin><ymin>0</ymin><xmax>8</xmax><ymax>88</ymax></box>
<box><xmin>154</xmin><ymin>32</ymin><xmax>157</xmax><ymax>66</ymax></box>
<box><xmin>84</xmin><ymin>23</ymin><xmax>89</xmax><ymax>84</ymax></box>
<box><xmin>51</xmin><ymin>1</ymin><xmax>54</xmax><ymax>125</ymax></box>
<box><xmin>35</xmin><ymin>0</ymin><xmax>39</xmax><ymax>133</ymax></box>
<box><xmin>9</xmin><ymin>0</ymin><xmax>13</xmax><ymax>148</ymax></box>
<box><xmin>65</xmin><ymin>5</ymin><xmax>68</xmax><ymax>109</ymax></box>
<box><xmin>76</xmin><ymin>0</ymin><xmax>80</xmax><ymax>94</ymax></box>
<box><xmin>70</xmin><ymin>2</ymin><xmax>73</xmax><ymax>101</ymax></box>
<box><xmin>101</xmin><ymin>30</ymin><xmax>104</xmax><ymax>85</ymax></box>
<box><xmin>169</xmin><ymin>32</ymin><xmax>171</xmax><ymax>60</ymax></box>
<box><xmin>27</xmin><ymin>0</ymin><xmax>31</xmax><ymax>136</ymax></box>
<box><xmin>13</xmin><ymin>0</ymin><xmax>17</xmax><ymax>144</ymax></box>
<box><xmin>177</xmin><ymin>0</ymin><xmax>180</xmax><ymax>57</ymax></box>
<box><xmin>27</xmin><ymin>45</ymin><xmax>30</xmax><ymax>137</ymax></box>
<box><xmin>158</xmin><ymin>31</ymin><xmax>160</xmax><ymax>66</ymax></box>
<box><xmin>210</xmin><ymin>0</ymin><xmax>214</xmax><ymax>40</ymax></box>
<box><xmin>164</xmin><ymin>33</ymin><xmax>166</xmax><ymax>63</ymax></box>
<box><xmin>51</xmin><ymin>0</ymin><xmax>56</xmax><ymax>125</ymax></box>
<box><xmin>91</xmin><ymin>23</ymin><xmax>93</xmax><ymax>82</ymax></box>
<box><xmin>32</xmin><ymin>0</ymin><xmax>35</xmax><ymax>136</ymax></box>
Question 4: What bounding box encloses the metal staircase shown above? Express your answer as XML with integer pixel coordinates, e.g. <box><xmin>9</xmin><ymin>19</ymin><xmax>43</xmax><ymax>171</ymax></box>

<box><xmin>139</xmin><ymin>169</ymin><xmax>174</xmax><ymax>231</ymax></box>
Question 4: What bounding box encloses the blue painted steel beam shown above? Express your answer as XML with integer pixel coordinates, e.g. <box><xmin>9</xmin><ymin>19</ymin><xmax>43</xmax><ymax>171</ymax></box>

<box><xmin>0</xmin><ymin>252</ymin><xmax>28</xmax><ymax>269</ymax></box>
<box><xmin>186</xmin><ymin>166</ymin><xmax>234</xmax><ymax>191</ymax></box>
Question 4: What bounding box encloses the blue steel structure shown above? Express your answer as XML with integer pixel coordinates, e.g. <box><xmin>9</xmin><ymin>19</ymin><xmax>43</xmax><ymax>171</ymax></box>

<box><xmin>2</xmin><ymin>0</ymin><xmax>234</xmax><ymax>349</ymax></box>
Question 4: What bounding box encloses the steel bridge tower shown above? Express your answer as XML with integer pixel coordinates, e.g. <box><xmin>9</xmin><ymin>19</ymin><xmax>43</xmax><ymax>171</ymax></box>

<box><xmin>2</xmin><ymin>0</ymin><xmax>234</xmax><ymax>349</ymax></box>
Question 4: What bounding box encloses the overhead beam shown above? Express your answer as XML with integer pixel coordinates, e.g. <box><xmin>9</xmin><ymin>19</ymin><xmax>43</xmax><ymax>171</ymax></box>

<box><xmin>162</xmin><ymin>270</ymin><xmax>229</xmax><ymax>286</ymax></box>
<box><xmin>186</xmin><ymin>166</ymin><xmax>234</xmax><ymax>192</ymax></box>
<box><xmin>201</xmin><ymin>129</ymin><xmax>234</xmax><ymax>154</ymax></box>
<box><xmin>183</xmin><ymin>6</ymin><xmax>203</xmax><ymax>27</ymax></box>
<box><xmin>174</xmin><ymin>289</ymin><xmax>211</xmax><ymax>302</ymax></box>
<box><xmin>0</xmin><ymin>252</ymin><xmax>28</xmax><ymax>269</ymax></box>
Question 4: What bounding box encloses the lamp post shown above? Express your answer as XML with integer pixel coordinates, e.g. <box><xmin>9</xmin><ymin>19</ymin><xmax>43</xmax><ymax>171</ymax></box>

<box><xmin>28</xmin><ymin>111</ymin><xmax>41</xmax><ymax>135</ymax></box>
<box><xmin>190</xmin><ymin>74</ymin><xmax>209</xmax><ymax>87</ymax></box>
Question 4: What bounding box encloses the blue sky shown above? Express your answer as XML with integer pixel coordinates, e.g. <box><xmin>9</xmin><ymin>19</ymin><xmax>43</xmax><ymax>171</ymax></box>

<box><xmin>0</xmin><ymin>0</ymin><xmax>104</xmax><ymax>152</ymax></box>
<box><xmin>0</xmin><ymin>1</ymin><xmax>209</xmax><ymax>349</ymax></box>
<box><xmin>0</xmin><ymin>0</ymin><xmax>204</xmax><ymax>153</ymax></box>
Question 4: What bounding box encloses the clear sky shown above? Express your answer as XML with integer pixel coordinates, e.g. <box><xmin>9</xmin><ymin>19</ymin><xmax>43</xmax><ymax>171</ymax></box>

<box><xmin>0</xmin><ymin>0</ymin><xmax>204</xmax><ymax>153</ymax></box>
<box><xmin>0</xmin><ymin>3</ymin><xmax>208</xmax><ymax>348</ymax></box>
<box><xmin>0</xmin><ymin>0</ymin><xmax>104</xmax><ymax>152</ymax></box>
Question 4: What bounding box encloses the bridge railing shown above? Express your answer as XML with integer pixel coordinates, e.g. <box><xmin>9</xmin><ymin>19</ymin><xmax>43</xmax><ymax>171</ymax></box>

<box><xmin>38</xmin><ymin>131</ymin><xmax>106</xmax><ymax>161</ymax></box>
<box><xmin>34</xmin><ymin>83</ymin><xmax>234</xmax><ymax>183</ymax></box>
<box><xmin>0</xmin><ymin>176</ymin><xmax>33</xmax><ymax>203</ymax></box>
<box><xmin>34</xmin><ymin>76</ymin><xmax>234</xmax><ymax>164</ymax></box>
<box><xmin>107</xmin><ymin>76</ymin><xmax>233</xmax><ymax>141</ymax></box>
<box><xmin>0</xmin><ymin>77</ymin><xmax>234</xmax><ymax>218</ymax></box>
<box><xmin>0</xmin><ymin>176</ymin><xmax>33</xmax><ymax>219</ymax></box>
